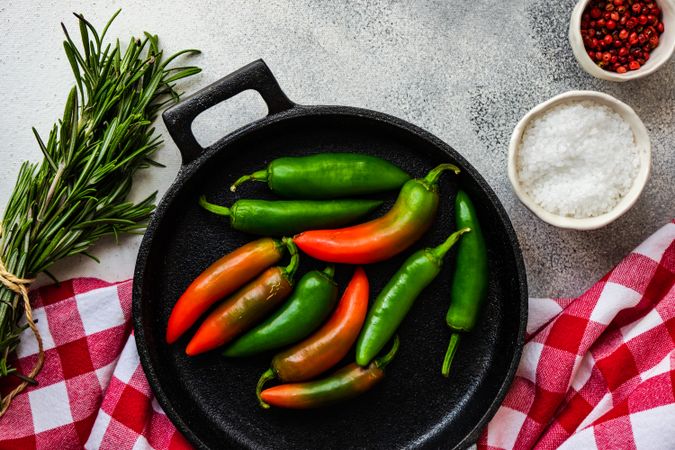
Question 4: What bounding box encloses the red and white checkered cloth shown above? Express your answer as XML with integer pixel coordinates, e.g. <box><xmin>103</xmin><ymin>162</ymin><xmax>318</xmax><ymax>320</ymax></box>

<box><xmin>0</xmin><ymin>220</ymin><xmax>673</xmax><ymax>449</ymax></box>
<box><xmin>480</xmin><ymin>220</ymin><xmax>675</xmax><ymax>450</ymax></box>
<box><xmin>0</xmin><ymin>279</ymin><xmax>189</xmax><ymax>450</ymax></box>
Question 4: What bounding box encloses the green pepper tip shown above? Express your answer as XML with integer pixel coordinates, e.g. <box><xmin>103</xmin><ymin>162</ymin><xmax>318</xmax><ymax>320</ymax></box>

<box><xmin>281</xmin><ymin>238</ymin><xmax>299</xmax><ymax>279</ymax></box>
<box><xmin>441</xmin><ymin>333</ymin><xmax>461</xmax><ymax>377</ymax></box>
<box><xmin>198</xmin><ymin>195</ymin><xmax>231</xmax><ymax>217</ymax></box>
<box><xmin>375</xmin><ymin>335</ymin><xmax>400</xmax><ymax>369</ymax></box>
<box><xmin>230</xmin><ymin>169</ymin><xmax>268</xmax><ymax>192</ymax></box>
<box><xmin>322</xmin><ymin>265</ymin><xmax>335</xmax><ymax>278</ymax></box>
<box><xmin>355</xmin><ymin>353</ymin><xmax>369</xmax><ymax>367</ymax></box>
<box><xmin>423</xmin><ymin>163</ymin><xmax>461</xmax><ymax>185</ymax></box>
<box><xmin>429</xmin><ymin>227</ymin><xmax>471</xmax><ymax>262</ymax></box>
<box><xmin>256</xmin><ymin>368</ymin><xmax>276</xmax><ymax>409</ymax></box>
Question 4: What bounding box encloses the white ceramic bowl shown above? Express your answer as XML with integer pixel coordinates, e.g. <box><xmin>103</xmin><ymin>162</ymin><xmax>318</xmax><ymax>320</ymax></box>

<box><xmin>569</xmin><ymin>0</ymin><xmax>675</xmax><ymax>81</ymax></box>
<box><xmin>508</xmin><ymin>91</ymin><xmax>651</xmax><ymax>230</ymax></box>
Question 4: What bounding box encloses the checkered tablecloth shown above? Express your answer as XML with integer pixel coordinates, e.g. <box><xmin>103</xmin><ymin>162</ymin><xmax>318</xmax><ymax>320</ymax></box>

<box><xmin>0</xmin><ymin>279</ymin><xmax>188</xmax><ymax>450</ymax></box>
<box><xmin>0</xmin><ymin>221</ymin><xmax>673</xmax><ymax>449</ymax></box>
<box><xmin>480</xmin><ymin>220</ymin><xmax>675</xmax><ymax>449</ymax></box>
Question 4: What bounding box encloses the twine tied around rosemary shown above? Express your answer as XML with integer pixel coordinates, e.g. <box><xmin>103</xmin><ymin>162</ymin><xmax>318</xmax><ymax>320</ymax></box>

<box><xmin>0</xmin><ymin>224</ymin><xmax>41</xmax><ymax>417</ymax></box>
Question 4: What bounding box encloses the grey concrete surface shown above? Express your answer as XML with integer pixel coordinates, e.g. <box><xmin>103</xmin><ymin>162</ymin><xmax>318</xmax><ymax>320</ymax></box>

<box><xmin>0</xmin><ymin>0</ymin><xmax>673</xmax><ymax>297</ymax></box>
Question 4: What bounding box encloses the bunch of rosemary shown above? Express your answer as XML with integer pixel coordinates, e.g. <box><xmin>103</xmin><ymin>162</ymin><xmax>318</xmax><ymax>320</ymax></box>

<box><xmin>0</xmin><ymin>11</ymin><xmax>200</xmax><ymax>413</ymax></box>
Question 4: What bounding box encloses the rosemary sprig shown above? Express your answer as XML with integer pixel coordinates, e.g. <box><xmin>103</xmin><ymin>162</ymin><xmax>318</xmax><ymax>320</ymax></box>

<box><xmin>0</xmin><ymin>11</ymin><xmax>200</xmax><ymax>386</ymax></box>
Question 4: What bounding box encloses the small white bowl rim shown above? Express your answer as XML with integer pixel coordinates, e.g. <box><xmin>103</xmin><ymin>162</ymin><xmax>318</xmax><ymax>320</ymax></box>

<box><xmin>508</xmin><ymin>90</ymin><xmax>651</xmax><ymax>230</ymax></box>
<box><xmin>569</xmin><ymin>0</ymin><xmax>675</xmax><ymax>82</ymax></box>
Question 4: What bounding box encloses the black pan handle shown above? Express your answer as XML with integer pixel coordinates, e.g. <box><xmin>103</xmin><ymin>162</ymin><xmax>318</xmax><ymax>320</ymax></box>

<box><xmin>162</xmin><ymin>59</ymin><xmax>295</xmax><ymax>165</ymax></box>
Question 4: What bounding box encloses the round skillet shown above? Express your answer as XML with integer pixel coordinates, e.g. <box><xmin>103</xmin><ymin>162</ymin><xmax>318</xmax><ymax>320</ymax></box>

<box><xmin>133</xmin><ymin>59</ymin><xmax>527</xmax><ymax>449</ymax></box>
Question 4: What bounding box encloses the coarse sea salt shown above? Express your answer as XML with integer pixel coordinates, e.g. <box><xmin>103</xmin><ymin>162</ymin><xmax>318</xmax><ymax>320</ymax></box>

<box><xmin>516</xmin><ymin>100</ymin><xmax>640</xmax><ymax>219</ymax></box>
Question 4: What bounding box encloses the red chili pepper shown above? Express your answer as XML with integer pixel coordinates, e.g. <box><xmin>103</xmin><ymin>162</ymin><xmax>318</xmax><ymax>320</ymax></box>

<box><xmin>185</xmin><ymin>240</ymin><xmax>299</xmax><ymax>355</ymax></box>
<box><xmin>166</xmin><ymin>238</ymin><xmax>286</xmax><ymax>343</ymax></box>
<box><xmin>256</xmin><ymin>267</ymin><xmax>369</xmax><ymax>405</ymax></box>
<box><xmin>259</xmin><ymin>337</ymin><xmax>399</xmax><ymax>409</ymax></box>
<box><xmin>293</xmin><ymin>164</ymin><xmax>459</xmax><ymax>264</ymax></box>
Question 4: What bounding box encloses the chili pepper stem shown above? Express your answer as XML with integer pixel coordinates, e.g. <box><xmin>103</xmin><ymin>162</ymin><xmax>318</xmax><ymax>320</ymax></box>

<box><xmin>423</xmin><ymin>163</ymin><xmax>461</xmax><ymax>186</ymax></box>
<box><xmin>198</xmin><ymin>195</ymin><xmax>231</xmax><ymax>217</ymax></box>
<box><xmin>281</xmin><ymin>238</ymin><xmax>299</xmax><ymax>279</ymax></box>
<box><xmin>256</xmin><ymin>368</ymin><xmax>276</xmax><ymax>409</ymax></box>
<box><xmin>429</xmin><ymin>228</ymin><xmax>471</xmax><ymax>262</ymax></box>
<box><xmin>322</xmin><ymin>265</ymin><xmax>335</xmax><ymax>278</ymax></box>
<box><xmin>230</xmin><ymin>170</ymin><xmax>268</xmax><ymax>192</ymax></box>
<box><xmin>374</xmin><ymin>336</ymin><xmax>400</xmax><ymax>369</ymax></box>
<box><xmin>441</xmin><ymin>333</ymin><xmax>461</xmax><ymax>377</ymax></box>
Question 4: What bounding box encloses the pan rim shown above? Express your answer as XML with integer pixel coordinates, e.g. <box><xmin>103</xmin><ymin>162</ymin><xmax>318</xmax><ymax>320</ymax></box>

<box><xmin>132</xmin><ymin>103</ymin><xmax>528</xmax><ymax>450</ymax></box>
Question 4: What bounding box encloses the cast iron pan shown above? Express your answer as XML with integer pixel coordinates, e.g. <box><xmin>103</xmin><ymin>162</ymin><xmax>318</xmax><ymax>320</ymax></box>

<box><xmin>133</xmin><ymin>59</ymin><xmax>527</xmax><ymax>449</ymax></box>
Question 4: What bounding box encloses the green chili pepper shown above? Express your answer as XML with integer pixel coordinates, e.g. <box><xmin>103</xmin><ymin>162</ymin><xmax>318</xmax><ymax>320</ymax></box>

<box><xmin>230</xmin><ymin>153</ymin><xmax>411</xmax><ymax>199</ymax></box>
<box><xmin>442</xmin><ymin>191</ymin><xmax>489</xmax><ymax>377</ymax></box>
<box><xmin>199</xmin><ymin>196</ymin><xmax>382</xmax><ymax>236</ymax></box>
<box><xmin>355</xmin><ymin>228</ymin><xmax>470</xmax><ymax>366</ymax></box>
<box><xmin>223</xmin><ymin>266</ymin><xmax>339</xmax><ymax>357</ymax></box>
<box><xmin>259</xmin><ymin>337</ymin><xmax>399</xmax><ymax>409</ymax></box>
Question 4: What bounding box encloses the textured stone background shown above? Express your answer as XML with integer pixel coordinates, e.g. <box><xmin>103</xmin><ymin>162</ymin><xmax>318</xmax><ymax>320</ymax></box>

<box><xmin>0</xmin><ymin>0</ymin><xmax>673</xmax><ymax>297</ymax></box>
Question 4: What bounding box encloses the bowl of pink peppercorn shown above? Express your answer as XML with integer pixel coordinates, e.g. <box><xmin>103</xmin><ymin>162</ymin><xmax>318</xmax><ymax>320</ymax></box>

<box><xmin>570</xmin><ymin>0</ymin><xmax>675</xmax><ymax>81</ymax></box>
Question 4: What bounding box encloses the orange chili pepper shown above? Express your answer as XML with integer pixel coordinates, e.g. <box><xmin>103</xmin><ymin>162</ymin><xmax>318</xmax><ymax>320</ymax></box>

<box><xmin>259</xmin><ymin>338</ymin><xmax>399</xmax><ymax>409</ymax></box>
<box><xmin>293</xmin><ymin>164</ymin><xmax>459</xmax><ymax>264</ymax></box>
<box><xmin>185</xmin><ymin>241</ymin><xmax>299</xmax><ymax>356</ymax></box>
<box><xmin>166</xmin><ymin>238</ymin><xmax>286</xmax><ymax>344</ymax></box>
<box><xmin>256</xmin><ymin>267</ymin><xmax>369</xmax><ymax>407</ymax></box>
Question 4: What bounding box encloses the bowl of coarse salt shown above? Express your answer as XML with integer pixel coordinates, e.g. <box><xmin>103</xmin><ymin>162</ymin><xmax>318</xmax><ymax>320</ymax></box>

<box><xmin>508</xmin><ymin>90</ymin><xmax>651</xmax><ymax>230</ymax></box>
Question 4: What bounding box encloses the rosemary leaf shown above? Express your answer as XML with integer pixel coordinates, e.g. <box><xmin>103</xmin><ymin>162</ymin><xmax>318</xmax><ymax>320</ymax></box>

<box><xmin>0</xmin><ymin>10</ymin><xmax>200</xmax><ymax>385</ymax></box>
